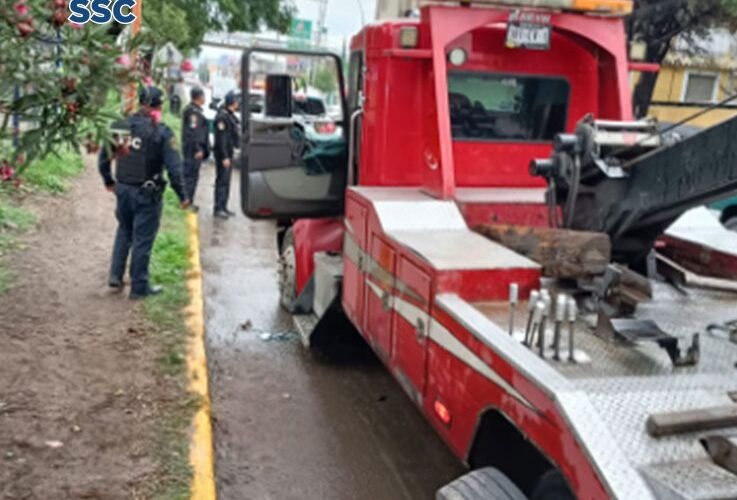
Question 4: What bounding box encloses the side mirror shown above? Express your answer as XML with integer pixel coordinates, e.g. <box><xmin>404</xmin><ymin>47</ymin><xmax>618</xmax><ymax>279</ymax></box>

<box><xmin>265</xmin><ymin>74</ymin><xmax>292</xmax><ymax>118</ymax></box>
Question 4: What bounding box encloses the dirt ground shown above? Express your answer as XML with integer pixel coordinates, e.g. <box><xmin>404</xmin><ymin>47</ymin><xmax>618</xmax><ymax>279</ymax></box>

<box><xmin>197</xmin><ymin>167</ymin><xmax>464</xmax><ymax>500</ymax></box>
<box><xmin>0</xmin><ymin>156</ymin><xmax>182</xmax><ymax>499</ymax></box>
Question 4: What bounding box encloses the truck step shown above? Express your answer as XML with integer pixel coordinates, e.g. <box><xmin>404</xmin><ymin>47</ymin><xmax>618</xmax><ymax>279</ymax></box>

<box><xmin>292</xmin><ymin>314</ymin><xmax>318</xmax><ymax>348</ymax></box>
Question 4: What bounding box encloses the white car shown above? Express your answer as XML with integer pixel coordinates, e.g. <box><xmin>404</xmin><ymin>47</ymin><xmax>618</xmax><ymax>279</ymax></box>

<box><xmin>249</xmin><ymin>90</ymin><xmax>342</xmax><ymax>141</ymax></box>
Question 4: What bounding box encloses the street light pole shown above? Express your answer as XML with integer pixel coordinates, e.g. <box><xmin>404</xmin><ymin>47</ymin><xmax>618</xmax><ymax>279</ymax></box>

<box><xmin>355</xmin><ymin>0</ymin><xmax>366</xmax><ymax>26</ymax></box>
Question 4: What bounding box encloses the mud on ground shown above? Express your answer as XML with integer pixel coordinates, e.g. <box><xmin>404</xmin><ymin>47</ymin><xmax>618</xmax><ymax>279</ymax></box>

<box><xmin>0</xmin><ymin>156</ymin><xmax>188</xmax><ymax>499</ymax></box>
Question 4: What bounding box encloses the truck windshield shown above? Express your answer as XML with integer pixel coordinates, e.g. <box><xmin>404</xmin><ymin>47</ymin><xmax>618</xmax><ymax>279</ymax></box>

<box><xmin>448</xmin><ymin>72</ymin><xmax>569</xmax><ymax>142</ymax></box>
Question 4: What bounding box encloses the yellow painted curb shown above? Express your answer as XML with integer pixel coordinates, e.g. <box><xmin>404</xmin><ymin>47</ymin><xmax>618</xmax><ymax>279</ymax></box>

<box><xmin>185</xmin><ymin>212</ymin><xmax>217</xmax><ymax>500</ymax></box>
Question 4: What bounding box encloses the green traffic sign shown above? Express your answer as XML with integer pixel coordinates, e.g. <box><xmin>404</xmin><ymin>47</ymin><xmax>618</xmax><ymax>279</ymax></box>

<box><xmin>290</xmin><ymin>19</ymin><xmax>313</xmax><ymax>41</ymax></box>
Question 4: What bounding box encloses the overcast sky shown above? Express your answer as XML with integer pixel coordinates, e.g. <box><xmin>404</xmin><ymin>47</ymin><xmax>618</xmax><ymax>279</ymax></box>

<box><xmin>292</xmin><ymin>0</ymin><xmax>377</xmax><ymax>37</ymax></box>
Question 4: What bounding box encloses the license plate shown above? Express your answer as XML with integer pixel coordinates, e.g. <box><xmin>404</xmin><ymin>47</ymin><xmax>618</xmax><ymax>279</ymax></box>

<box><xmin>506</xmin><ymin>10</ymin><xmax>551</xmax><ymax>51</ymax></box>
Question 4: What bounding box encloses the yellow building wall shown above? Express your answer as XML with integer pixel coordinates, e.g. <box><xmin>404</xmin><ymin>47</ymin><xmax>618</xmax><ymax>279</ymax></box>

<box><xmin>647</xmin><ymin>65</ymin><xmax>737</xmax><ymax>128</ymax></box>
<box><xmin>649</xmin><ymin>105</ymin><xmax>737</xmax><ymax>128</ymax></box>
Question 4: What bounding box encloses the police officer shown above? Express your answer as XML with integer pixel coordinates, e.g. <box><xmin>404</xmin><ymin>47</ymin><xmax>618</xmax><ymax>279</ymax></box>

<box><xmin>213</xmin><ymin>90</ymin><xmax>240</xmax><ymax>219</ymax></box>
<box><xmin>181</xmin><ymin>86</ymin><xmax>209</xmax><ymax>210</ymax></box>
<box><xmin>99</xmin><ymin>86</ymin><xmax>190</xmax><ymax>299</ymax></box>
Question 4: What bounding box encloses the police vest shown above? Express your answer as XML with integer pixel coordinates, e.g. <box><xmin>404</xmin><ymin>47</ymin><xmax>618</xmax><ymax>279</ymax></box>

<box><xmin>115</xmin><ymin>116</ymin><xmax>165</xmax><ymax>185</ymax></box>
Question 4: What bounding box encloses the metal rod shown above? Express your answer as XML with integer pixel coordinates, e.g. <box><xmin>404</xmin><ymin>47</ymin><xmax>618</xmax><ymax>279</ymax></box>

<box><xmin>567</xmin><ymin>297</ymin><xmax>578</xmax><ymax>363</ymax></box>
<box><xmin>537</xmin><ymin>290</ymin><xmax>551</xmax><ymax>348</ymax></box>
<box><xmin>524</xmin><ymin>290</ymin><xmax>540</xmax><ymax>346</ymax></box>
<box><xmin>529</xmin><ymin>301</ymin><xmax>546</xmax><ymax>351</ymax></box>
<box><xmin>538</xmin><ymin>293</ymin><xmax>551</xmax><ymax>358</ymax></box>
<box><xmin>508</xmin><ymin>283</ymin><xmax>519</xmax><ymax>336</ymax></box>
<box><xmin>553</xmin><ymin>294</ymin><xmax>566</xmax><ymax>361</ymax></box>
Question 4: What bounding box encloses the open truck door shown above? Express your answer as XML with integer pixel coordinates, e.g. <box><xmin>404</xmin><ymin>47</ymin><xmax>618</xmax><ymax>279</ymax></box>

<box><xmin>241</xmin><ymin>48</ymin><xmax>348</xmax><ymax>219</ymax></box>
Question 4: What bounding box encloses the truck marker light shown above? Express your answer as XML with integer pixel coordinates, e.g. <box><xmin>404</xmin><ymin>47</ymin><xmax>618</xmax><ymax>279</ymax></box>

<box><xmin>434</xmin><ymin>400</ymin><xmax>452</xmax><ymax>426</ymax></box>
<box><xmin>399</xmin><ymin>26</ymin><xmax>419</xmax><ymax>48</ymax></box>
<box><xmin>448</xmin><ymin>48</ymin><xmax>467</xmax><ymax>67</ymax></box>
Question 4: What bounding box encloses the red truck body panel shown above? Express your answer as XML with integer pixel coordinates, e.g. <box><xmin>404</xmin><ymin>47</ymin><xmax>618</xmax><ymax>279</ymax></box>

<box><xmin>290</xmin><ymin>5</ymin><xmax>645</xmax><ymax>497</ymax></box>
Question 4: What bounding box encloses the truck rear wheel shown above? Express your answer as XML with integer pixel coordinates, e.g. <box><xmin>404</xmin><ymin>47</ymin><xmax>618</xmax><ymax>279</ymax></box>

<box><xmin>436</xmin><ymin>468</ymin><xmax>526</xmax><ymax>500</ymax></box>
<box><xmin>278</xmin><ymin>228</ymin><xmax>296</xmax><ymax>311</ymax></box>
<box><xmin>530</xmin><ymin>470</ymin><xmax>574</xmax><ymax>500</ymax></box>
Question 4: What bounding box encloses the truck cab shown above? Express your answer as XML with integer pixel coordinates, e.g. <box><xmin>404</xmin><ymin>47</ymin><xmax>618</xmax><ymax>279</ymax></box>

<box><xmin>239</xmin><ymin>1</ymin><xmax>737</xmax><ymax>498</ymax></box>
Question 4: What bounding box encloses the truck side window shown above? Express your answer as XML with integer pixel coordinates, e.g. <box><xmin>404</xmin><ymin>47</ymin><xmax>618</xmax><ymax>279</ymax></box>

<box><xmin>448</xmin><ymin>72</ymin><xmax>569</xmax><ymax>142</ymax></box>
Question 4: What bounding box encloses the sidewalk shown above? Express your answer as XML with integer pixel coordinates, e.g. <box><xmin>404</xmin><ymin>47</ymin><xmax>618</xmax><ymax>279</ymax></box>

<box><xmin>0</xmin><ymin>154</ymin><xmax>186</xmax><ymax>498</ymax></box>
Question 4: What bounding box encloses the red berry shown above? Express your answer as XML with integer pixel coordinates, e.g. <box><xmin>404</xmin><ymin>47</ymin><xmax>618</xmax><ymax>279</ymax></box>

<box><xmin>61</xmin><ymin>76</ymin><xmax>77</xmax><ymax>94</ymax></box>
<box><xmin>16</xmin><ymin>21</ymin><xmax>34</xmax><ymax>37</ymax></box>
<box><xmin>51</xmin><ymin>9</ymin><xmax>67</xmax><ymax>27</ymax></box>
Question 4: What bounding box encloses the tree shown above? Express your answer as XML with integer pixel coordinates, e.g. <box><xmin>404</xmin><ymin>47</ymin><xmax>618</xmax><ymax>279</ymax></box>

<box><xmin>629</xmin><ymin>0</ymin><xmax>737</xmax><ymax>117</ymax></box>
<box><xmin>0</xmin><ymin>0</ymin><xmax>137</xmax><ymax>176</ymax></box>
<box><xmin>312</xmin><ymin>66</ymin><xmax>337</xmax><ymax>95</ymax></box>
<box><xmin>144</xmin><ymin>0</ymin><xmax>295</xmax><ymax>53</ymax></box>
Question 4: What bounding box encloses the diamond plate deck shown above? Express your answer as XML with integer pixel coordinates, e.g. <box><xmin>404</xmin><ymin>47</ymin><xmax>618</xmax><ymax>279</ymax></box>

<box><xmin>472</xmin><ymin>282</ymin><xmax>737</xmax><ymax>499</ymax></box>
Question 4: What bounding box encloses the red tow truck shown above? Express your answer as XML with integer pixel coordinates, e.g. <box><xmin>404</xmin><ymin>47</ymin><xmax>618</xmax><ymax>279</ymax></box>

<box><xmin>239</xmin><ymin>1</ymin><xmax>737</xmax><ymax>498</ymax></box>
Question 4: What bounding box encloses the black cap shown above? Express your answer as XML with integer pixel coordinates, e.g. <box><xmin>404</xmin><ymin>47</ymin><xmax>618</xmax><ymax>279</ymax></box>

<box><xmin>190</xmin><ymin>86</ymin><xmax>205</xmax><ymax>101</ymax></box>
<box><xmin>224</xmin><ymin>91</ymin><xmax>240</xmax><ymax>107</ymax></box>
<box><xmin>145</xmin><ymin>86</ymin><xmax>164</xmax><ymax>108</ymax></box>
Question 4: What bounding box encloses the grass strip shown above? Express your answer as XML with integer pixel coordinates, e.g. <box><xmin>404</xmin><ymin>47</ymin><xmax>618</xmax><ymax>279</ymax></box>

<box><xmin>22</xmin><ymin>147</ymin><xmax>85</xmax><ymax>193</ymax></box>
<box><xmin>0</xmin><ymin>194</ymin><xmax>37</xmax><ymax>294</ymax></box>
<box><xmin>141</xmin><ymin>110</ymin><xmax>200</xmax><ymax>499</ymax></box>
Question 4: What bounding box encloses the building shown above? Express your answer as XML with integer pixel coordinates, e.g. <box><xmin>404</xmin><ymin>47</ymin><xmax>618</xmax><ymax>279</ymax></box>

<box><xmin>649</xmin><ymin>29</ymin><xmax>737</xmax><ymax>128</ymax></box>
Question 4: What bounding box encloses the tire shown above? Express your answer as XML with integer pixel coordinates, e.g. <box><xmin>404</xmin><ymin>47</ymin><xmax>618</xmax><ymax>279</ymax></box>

<box><xmin>436</xmin><ymin>468</ymin><xmax>527</xmax><ymax>500</ymax></box>
<box><xmin>277</xmin><ymin>228</ymin><xmax>297</xmax><ymax>311</ymax></box>
<box><xmin>530</xmin><ymin>470</ymin><xmax>575</xmax><ymax>500</ymax></box>
<box><xmin>724</xmin><ymin>216</ymin><xmax>737</xmax><ymax>232</ymax></box>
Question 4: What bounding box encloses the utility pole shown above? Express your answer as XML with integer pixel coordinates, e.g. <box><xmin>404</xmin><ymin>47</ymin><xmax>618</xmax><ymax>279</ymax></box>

<box><xmin>312</xmin><ymin>0</ymin><xmax>329</xmax><ymax>49</ymax></box>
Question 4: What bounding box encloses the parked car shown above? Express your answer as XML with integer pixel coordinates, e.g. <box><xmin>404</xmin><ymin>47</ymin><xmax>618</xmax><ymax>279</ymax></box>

<box><xmin>292</xmin><ymin>93</ymin><xmax>342</xmax><ymax>141</ymax></box>
<box><xmin>713</xmin><ymin>197</ymin><xmax>737</xmax><ymax>230</ymax></box>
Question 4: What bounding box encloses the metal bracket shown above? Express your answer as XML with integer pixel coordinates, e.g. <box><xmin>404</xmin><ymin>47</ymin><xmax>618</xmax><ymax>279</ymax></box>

<box><xmin>596</xmin><ymin>314</ymin><xmax>700</xmax><ymax>367</ymax></box>
<box><xmin>706</xmin><ymin>319</ymin><xmax>737</xmax><ymax>344</ymax></box>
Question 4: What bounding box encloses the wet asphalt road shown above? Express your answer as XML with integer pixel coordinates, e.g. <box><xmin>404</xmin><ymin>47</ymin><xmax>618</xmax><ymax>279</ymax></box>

<box><xmin>197</xmin><ymin>167</ymin><xmax>464</xmax><ymax>500</ymax></box>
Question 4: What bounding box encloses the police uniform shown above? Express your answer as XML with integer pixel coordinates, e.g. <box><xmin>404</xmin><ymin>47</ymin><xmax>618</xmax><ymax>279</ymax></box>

<box><xmin>213</xmin><ymin>91</ymin><xmax>240</xmax><ymax>217</ymax></box>
<box><xmin>181</xmin><ymin>95</ymin><xmax>209</xmax><ymax>203</ymax></box>
<box><xmin>99</xmin><ymin>87</ymin><xmax>188</xmax><ymax>299</ymax></box>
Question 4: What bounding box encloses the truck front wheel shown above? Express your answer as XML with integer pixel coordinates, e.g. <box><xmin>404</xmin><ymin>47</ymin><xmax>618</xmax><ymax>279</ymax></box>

<box><xmin>278</xmin><ymin>228</ymin><xmax>297</xmax><ymax>311</ymax></box>
<box><xmin>724</xmin><ymin>215</ymin><xmax>737</xmax><ymax>232</ymax></box>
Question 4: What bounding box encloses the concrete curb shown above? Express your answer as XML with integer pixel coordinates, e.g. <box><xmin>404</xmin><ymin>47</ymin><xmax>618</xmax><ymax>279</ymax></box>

<box><xmin>184</xmin><ymin>212</ymin><xmax>217</xmax><ymax>500</ymax></box>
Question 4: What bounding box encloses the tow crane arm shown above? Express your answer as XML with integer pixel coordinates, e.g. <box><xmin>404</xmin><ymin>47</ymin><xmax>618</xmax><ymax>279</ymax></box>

<box><xmin>531</xmin><ymin>114</ymin><xmax>737</xmax><ymax>265</ymax></box>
